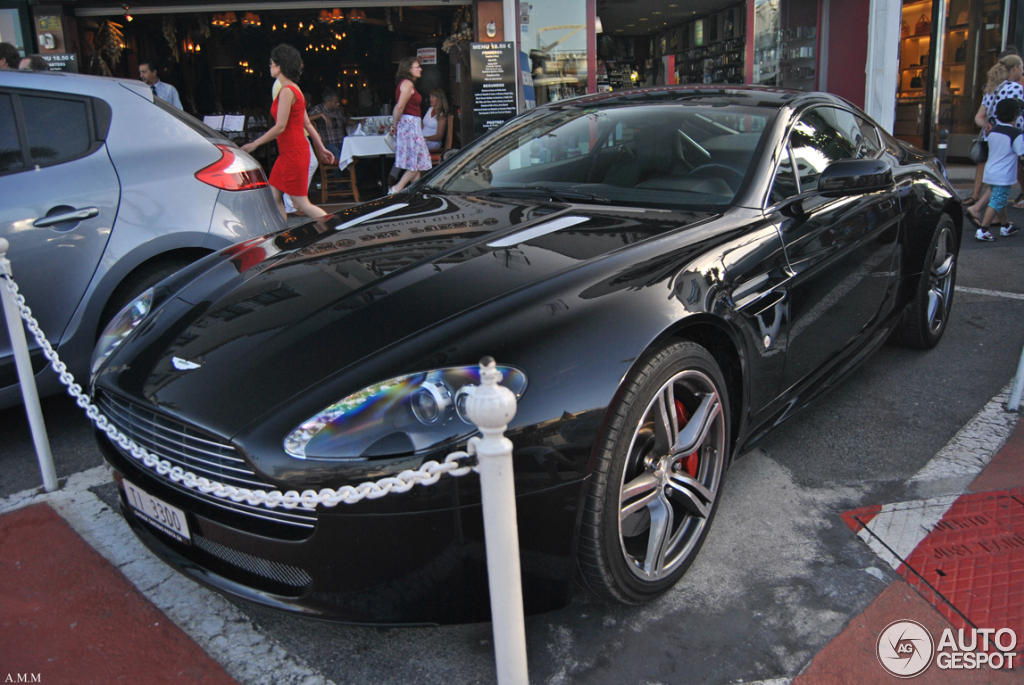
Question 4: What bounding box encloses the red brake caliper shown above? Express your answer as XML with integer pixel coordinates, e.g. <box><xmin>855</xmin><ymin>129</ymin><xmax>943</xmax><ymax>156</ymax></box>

<box><xmin>674</xmin><ymin>400</ymin><xmax>699</xmax><ymax>477</ymax></box>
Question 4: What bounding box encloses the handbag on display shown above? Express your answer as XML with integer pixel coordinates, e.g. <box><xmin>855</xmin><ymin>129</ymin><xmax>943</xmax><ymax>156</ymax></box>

<box><xmin>955</xmin><ymin>40</ymin><xmax>967</xmax><ymax>63</ymax></box>
<box><xmin>901</xmin><ymin>20</ymin><xmax>910</xmax><ymax>38</ymax></box>
<box><xmin>969</xmin><ymin>134</ymin><xmax>988</xmax><ymax>164</ymax></box>
<box><xmin>915</xmin><ymin>14</ymin><xmax>931</xmax><ymax>36</ymax></box>
<box><xmin>910</xmin><ymin>75</ymin><xmax>923</xmax><ymax>89</ymax></box>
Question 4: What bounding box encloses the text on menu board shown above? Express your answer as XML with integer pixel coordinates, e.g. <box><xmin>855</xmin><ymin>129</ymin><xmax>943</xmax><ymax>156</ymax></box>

<box><xmin>470</xmin><ymin>42</ymin><xmax>518</xmax><ymax>140</ymax></box>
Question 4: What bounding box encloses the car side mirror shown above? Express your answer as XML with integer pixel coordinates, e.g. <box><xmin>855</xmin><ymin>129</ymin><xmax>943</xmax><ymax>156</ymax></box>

<box><xmin>441</xmin><ymin>148</ymin><xmax>460</xmax><ymax>162</ymax></box>
<box><xmin>818</xmin><ymin>158</ymin><xmax>894</xmax><ymax>197</ymax></box>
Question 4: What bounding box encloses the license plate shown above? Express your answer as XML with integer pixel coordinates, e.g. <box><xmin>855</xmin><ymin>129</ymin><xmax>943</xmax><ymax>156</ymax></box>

<box><xmin>123</xmin><ymin>478</ymin><xmax>191</xmax><ymax>543</ymax></box>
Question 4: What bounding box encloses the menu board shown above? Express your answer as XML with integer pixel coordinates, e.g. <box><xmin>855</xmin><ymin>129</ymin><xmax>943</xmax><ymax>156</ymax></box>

<box><xmin>470</xmin><ymin>42</ymin><xmax>518</xmax><ymax>140</ymax></box>
<box><xmin>41</xmin><ymin>53</ymin><xmax>77</xmax><ymax>72</ymax></box>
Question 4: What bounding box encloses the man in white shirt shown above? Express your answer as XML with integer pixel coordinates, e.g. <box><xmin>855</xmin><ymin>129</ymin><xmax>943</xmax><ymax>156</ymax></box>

<box><xmin>139</xmin><ymin>61</ymin><xmax>183</xmax><ymax>110</ymax></box>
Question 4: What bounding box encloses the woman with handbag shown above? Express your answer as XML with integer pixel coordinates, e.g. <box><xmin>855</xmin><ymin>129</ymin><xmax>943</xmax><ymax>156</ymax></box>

<box><xmin>967</xmin><ymin>53</ymin><xmax>1024</xmax><ymax>225</ymax></box>
<box><xmin>966</xmin><ymin>53</ymin><xmax>1023</xmax><ymax>218</ymax></box>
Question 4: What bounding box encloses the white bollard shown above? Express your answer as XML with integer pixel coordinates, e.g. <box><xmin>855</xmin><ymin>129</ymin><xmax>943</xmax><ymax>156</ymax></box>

<box><xmin>466</xmin><ymin>357</ymin><xmax>529</xmax><ymax>685</ymax></box>
<box><xmin>1009</xmin><ymin>343</ymin><xmax>1024</xmax><ymax>412</ymax></box>
<box><xmin>0</xmin><ymin>238</ymin><xmax>58</xmax><ymax>492</ymax></box>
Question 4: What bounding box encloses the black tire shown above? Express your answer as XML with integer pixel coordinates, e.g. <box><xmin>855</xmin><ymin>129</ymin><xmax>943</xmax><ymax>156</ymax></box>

<box><xmin>578</xmin><ymin>341</ymin><xmax>730</xmax><ymax>604</ymax></box>
<box><xmin>98</xmin><ymin>260</ymin><xmax>191</xmax><ymax>339</ymax></box>
<box><xmin>891</xmin><ymin>214</ymin><xmax>957</xmax><ymax>349</ymax></box>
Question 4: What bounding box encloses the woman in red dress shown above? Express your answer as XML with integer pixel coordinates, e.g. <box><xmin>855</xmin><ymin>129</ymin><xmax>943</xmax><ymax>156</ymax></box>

<box><xmin>242</xmin><ymin>44</ymin><xmax>333</xmax><ymax>221</ymax></box>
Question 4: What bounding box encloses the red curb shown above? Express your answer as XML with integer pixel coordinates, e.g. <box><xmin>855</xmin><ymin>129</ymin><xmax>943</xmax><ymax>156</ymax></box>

<box><xmin>970</xmin><ymin>418</ymin><xmax>1024</xmax><ymax>494</ymax></box>
<box><xmin>0</xmin><ymin>503</ymin><xmax>238</xmax><ymax>685</ymax></box>
<box><xmin>793</xmin><ymin>581</ymin><xmax>1021</xmax><ymax>684</ymax></box>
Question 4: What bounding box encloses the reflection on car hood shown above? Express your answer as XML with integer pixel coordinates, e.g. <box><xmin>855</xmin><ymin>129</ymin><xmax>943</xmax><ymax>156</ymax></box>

<box><xmin>99</xmin><ymin>193</ymin><xmax>715</xmax><ymax>437</ymax></box>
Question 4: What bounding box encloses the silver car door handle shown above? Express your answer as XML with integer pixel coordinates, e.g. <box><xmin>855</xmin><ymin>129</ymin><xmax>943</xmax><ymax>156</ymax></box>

<box><xmin>33</xmin><ymin>207</ymin><xmax>99</xmax><ymax>227</ymax></box>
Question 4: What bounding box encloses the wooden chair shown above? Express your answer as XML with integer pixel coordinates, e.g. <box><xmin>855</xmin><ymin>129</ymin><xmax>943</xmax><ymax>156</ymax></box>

<box><xmin>430</xmin><ymin>114</ymin><xmax>455</xmax><ymax>165</ymax></box>
<box><xmin>317</xmin><ymin>162</ymin><xmax>360</xmax><ymax>204</ymax></box>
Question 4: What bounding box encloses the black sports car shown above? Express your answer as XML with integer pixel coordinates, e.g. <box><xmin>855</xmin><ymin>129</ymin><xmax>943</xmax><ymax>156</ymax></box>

<box><xmin>91</xmin><ymin>86</ymin><xmax>961</xmax><ymax>625</ymax></box>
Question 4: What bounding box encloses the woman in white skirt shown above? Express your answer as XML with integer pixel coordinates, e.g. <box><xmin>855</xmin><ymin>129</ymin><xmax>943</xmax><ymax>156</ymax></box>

<box><xmin>389</xmin><ymin>57</ymin><xmax>432</xmax><ymax>193</ymax></box>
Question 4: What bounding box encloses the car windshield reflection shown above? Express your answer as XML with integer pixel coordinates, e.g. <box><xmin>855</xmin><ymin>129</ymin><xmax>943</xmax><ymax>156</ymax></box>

<box><xmin>425</xmin><ymin>103</ymin><xmax>775</xmax><ymax>208</ymax></box>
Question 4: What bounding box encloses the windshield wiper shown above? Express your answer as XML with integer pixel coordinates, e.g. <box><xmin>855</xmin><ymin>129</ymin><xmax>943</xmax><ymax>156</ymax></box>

<box><xmin>475</xmin><ymin>186</ymin><xmax>611</xmax><ymax>204</ymax></box>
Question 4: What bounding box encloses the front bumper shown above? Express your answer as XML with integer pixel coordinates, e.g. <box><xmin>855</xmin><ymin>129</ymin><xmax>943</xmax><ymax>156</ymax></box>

<box><xmin>96</xmin><ymin>428</ymin><xmax>584</xmax><ymax>625</ymax></box>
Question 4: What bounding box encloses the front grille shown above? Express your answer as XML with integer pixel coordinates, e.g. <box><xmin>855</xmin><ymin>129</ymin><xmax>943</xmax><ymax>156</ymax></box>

<box><xmin>97</xmin><ymin>391</ymin><xmax>316</xmax><ymax>531</ymax></box>
<box><xmin>194</xmin><ymin>535</ymin><xmax>312</xmax><ymax>588</ymax></box>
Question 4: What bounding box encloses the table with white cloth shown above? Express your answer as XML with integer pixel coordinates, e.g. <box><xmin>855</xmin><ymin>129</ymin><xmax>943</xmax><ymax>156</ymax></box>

<box><xmin>336</xmin><ymin>135</ymin><xmax>395</xmax><ymax>172</ymax></box>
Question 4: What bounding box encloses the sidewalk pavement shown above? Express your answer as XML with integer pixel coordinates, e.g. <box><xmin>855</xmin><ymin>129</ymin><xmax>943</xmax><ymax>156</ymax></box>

<box><xmin>1</xmin><ymin>401</ymin><xmax>1023</xmax><ymax>684</ymax></box>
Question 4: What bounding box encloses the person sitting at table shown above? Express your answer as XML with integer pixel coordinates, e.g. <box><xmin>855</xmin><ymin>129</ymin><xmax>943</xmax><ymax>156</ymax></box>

<box><xmin>422</xmin><ymin>89</ymin><xmax>450</xmax><ymax>151</ymax></box>
<box><xmin>389</xmin><ymin>57</ymin><xmax>432</xmax><ymax>194</ymax></box>
<box><xmin>308</xmin><ymin>88</ymin><xmax>347</xmax><ymax>168</ymax></box>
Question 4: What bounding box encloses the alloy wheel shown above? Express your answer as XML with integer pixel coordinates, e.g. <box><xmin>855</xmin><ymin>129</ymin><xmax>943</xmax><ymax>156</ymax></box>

<box><xmin>927</xmin><ymin>225</ymin><xmax>955</xmax><ymax>334</ymax></box>
<box><xmin>617</xmin><ymin>369</ymin><xmax>726</xmax><ymax>581</ymax></box>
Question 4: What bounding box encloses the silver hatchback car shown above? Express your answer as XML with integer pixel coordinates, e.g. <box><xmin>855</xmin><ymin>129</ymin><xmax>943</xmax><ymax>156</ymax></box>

<box><xmin>0</xmin><ymin>70</ymin><xmax>285</xmax><ymax>409</ymax></box>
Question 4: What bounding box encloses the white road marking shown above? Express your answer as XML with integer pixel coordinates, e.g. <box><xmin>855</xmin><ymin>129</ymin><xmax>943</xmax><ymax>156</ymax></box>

<box><xmin>907</xmin><ymin>383</ymin><xmax>1017</xmax><ymax>491</ymax></box>
<box><xmin>955</xmin><ymin>286</ymin><xmax>1024</xmax><ymax>301</ymax></box>
<box><xmin>0</xmin><ymin>466</ymin><xmax>336</xmax><ymax>685</ymax></box>
<box><xmin>854</xmin><ymin>496</ymin><xmax>959</xmax><ymax>571</ymax></box>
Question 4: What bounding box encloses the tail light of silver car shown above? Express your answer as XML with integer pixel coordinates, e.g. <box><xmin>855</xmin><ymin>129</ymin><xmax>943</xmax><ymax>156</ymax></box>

<box><xmin>195</xmin><ymin>144</ymin><xmax>269</xmax><ymax>191</ymax></box>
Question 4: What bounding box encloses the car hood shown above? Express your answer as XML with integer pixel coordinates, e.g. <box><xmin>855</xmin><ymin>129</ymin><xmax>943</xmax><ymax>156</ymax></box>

<box><xmin>98</xmin><ymin>192</ymin><xmax>716</xmax><ymax>437</ymax></box>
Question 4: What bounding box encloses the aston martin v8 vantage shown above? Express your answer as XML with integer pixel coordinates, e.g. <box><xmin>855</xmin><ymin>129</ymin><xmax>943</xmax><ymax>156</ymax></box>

<box><xmin>91</xmin><ymin>86</ymin><xmax>961</xmax><ymax>624</ymax></box>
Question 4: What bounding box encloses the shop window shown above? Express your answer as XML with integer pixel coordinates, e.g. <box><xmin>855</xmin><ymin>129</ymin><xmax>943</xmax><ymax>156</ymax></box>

<box><xmin>20</xmin><ymin>96</ymin><xmax>91</xmax><ymax>165</ymax></box>
<box><xmin>0</xmin><ymin>94</ymin><xmax>23</xmax><ymax>173</ymax></box>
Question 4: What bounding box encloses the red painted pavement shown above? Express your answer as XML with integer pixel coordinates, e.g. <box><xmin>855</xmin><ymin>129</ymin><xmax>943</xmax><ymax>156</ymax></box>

<box><xmin>970</xmin><ymin>417</ymin><xmax>1024</xmax><ymax>494</ymax></box>
<box><xmin>793</xmin><ymin>581</ymin><xmax>1021</xmax><ymax>684</ymax></box>
<box><xmin>840</xmin><ymin>503</ymin><xmax>882</xmax><ymax>534</ymax></box>
<box><xmin>899</xmin><ymin>489</ymin><xmax>1024</xmax><ymax>669</ymax></box>
<box><xmin>0</xmin><ymin>503</ymin><xmax>238</xmax><ymax>685</ymax></box>
<box><xmin>806</xmin><ymin>416</ymin><xmax>1024</xmax><ymax>683</ymax></box>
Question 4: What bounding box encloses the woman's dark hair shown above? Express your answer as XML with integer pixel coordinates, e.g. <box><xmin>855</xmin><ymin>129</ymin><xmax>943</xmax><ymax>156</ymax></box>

<box><xmin>271</xmin><ymin>44</ymin><xmax>303</xmax><ymax>81</ymax></box>
<box><xmin>429</xmin><ymin>88</ymin><xmax>450</xmax><ymax>118</ymax></box>
<box><xmin>395</xmin><ymin>57</ymin><xmax>419</xmax><ymax>83</ymax></box>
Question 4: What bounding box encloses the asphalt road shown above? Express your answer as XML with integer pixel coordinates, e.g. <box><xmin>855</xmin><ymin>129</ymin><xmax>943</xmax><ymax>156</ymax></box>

<box><xmin>2</xmin><ymin>203</ymin><xmax>1023</xmax><ymax>684</ymax></box>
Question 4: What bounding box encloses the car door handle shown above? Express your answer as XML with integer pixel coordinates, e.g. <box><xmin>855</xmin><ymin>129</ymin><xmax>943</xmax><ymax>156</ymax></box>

<box><xmin>33</xmin><ymin>207</ymin><xmax>99</xmax><ymax>228</ymax></box>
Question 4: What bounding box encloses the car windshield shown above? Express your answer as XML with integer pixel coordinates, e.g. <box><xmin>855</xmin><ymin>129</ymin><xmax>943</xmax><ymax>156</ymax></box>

<box><xmin>423</xmin><ymin>102</ymin><xmax>774</xmax><ymax>208</ymax></box>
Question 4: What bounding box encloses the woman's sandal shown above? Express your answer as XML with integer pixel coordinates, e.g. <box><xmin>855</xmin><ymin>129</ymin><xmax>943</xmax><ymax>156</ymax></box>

<box><xmin>963</xmin><ymin>196</ymin><xmax>978</xmax><ymax>206</ymax></box>
<box><xmin>964</xmin><ymin>211</ymin><xmax>983</xmax><ymax>228</ymax></box>
<box><xmin>1012</xmin><ymin>194</ymin><xmax>1024</xmax><ymax>209</ymax></box>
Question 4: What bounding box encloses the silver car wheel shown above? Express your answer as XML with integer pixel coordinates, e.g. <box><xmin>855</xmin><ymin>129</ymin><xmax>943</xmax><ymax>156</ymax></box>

<box><xmin>617</xmin><ymin>369</ymin><xmax>726</xmax><ymax>582</ymax></box>
<box><xmin>926</xmin><ymin>225</ymin><xmax>955</xmax><ymax>335</ymax></box>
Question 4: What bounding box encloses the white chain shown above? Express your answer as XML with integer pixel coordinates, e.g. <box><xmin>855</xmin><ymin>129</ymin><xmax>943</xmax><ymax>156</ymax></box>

<box><xmin>0</xmin><ymin>272</ymin><xmax>479</xmax><ymax>510</ymax></box>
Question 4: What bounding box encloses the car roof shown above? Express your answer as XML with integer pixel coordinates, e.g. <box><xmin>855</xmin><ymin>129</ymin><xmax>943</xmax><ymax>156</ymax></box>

<box><xmin>552</xmin><ymin>85</ymin><xmax>851</xmax><ymax>112</ymax></box>
<box><xmin>0</xmin><ymin>69</ymin><xmax>151</xmax><ymax>100</ymax></box>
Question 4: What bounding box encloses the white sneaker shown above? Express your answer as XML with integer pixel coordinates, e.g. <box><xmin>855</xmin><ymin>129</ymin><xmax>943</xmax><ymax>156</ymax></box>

<box><xmin>1000</xmin><ymin>224</ymin><xmax>1019</xmax><ymax>237</ymax></box>
<box><xmin>976</xmin><ymin>228</ymin><xmax>995</xmax><ymax>242</ymax></box>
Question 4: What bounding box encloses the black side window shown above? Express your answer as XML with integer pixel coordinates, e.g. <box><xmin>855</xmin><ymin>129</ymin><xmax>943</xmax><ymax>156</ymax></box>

<box><xmin>788</xmin><ymin>108</ymin><xmax>856</xmax><ymax>192</ymax></box>
<box><xmin>769</xmin><ymin>144</ymin><xmax>800</xmax><ymax>203</ymax></box>
<box><xmin>855</xmin><ymin>116</ymin><xmax>882</xmax><ymax>158</ymax></box>
<box><xmin>0</xmin><ymin>94</ymin><xmax>23</xmax><ymax>173</ymax></box>
<box><xmin>20</xmin><ymin>95</ymin><xmax>91</xmax><ymax>164</ymax></box>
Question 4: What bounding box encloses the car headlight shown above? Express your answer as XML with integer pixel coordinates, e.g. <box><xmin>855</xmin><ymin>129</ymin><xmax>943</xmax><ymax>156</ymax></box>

<box><xmin>284</xmin><ymin>365</ymin><xmax>527</xmax><ymax>460</ymax></box>
<box><xmin>91</xmin><ymin>288</ymin><xmax>154</xmax><ymax>375</ymax></box>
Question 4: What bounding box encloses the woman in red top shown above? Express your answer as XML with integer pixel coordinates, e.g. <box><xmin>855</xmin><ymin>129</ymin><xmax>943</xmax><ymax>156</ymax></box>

<box><xmin>389</xmin><ymin>57</ymin><xmax>432</xmax><ymax>193</ymax></box>
<box><xmin>242</xmin><ymin>44</ymin><xmax>333</xmax><ymax>221</ymax></box>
